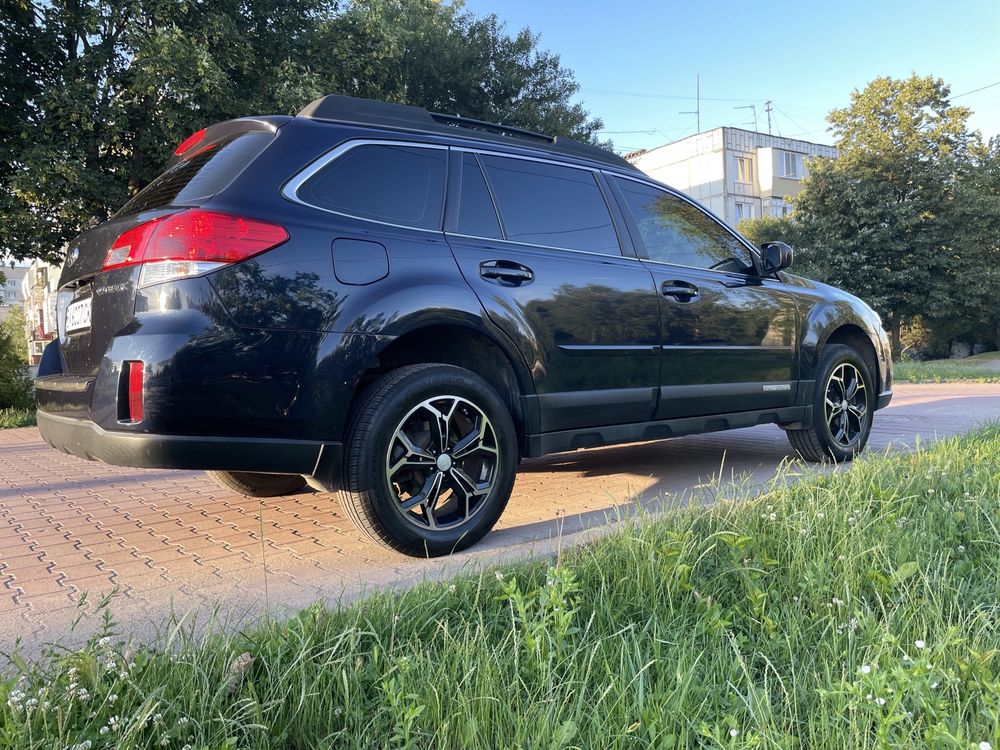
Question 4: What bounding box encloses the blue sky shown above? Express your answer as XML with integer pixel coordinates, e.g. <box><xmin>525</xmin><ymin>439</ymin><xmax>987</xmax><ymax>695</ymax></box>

<box><xmin>461</xmin><ymin>0</ymin><xmax>1000</xmax><ymax>153</ymax></box>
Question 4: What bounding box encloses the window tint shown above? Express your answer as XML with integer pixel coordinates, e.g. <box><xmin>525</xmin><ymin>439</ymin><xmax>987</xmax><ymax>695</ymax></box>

<box><xmin>615</xmin><ymin>178</ymin><xmax>753</xmax><ymax>273</ymax></box>
<box><xmin>456</xmin><ymin>153</ymin><xmax>502</xmax><ymax>238</ymax></box>
<box><xmin>479</xmin><ymin>155</ymin><xmax>620</xmax><ymax>254</ymax></box>
<box><xmin>118</xmin><ymin>131</ymin><xmax>275</xmax><ymax>217</ymax></box>
<box><xmin>299</xmin><ymin>144</ymin><xmax>446</xmax><ymax>230</ymax></box>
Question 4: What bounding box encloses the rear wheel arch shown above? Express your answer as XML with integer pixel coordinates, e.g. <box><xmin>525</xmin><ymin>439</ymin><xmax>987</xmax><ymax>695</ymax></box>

<box><xmin>351</xmin><ymin>323</ymin><xmax>534</xmax><ymax>452</ymax></box>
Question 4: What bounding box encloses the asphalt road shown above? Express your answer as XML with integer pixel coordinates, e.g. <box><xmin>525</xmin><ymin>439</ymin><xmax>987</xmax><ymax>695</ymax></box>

<box><xmin>2</xmin><ymin>382</ymin><xmax>999</xmax><ymax>658</ymax></box>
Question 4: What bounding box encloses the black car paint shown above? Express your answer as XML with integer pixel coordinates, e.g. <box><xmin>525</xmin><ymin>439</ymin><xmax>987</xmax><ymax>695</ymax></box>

<box><xmin>36</xmin><ymin>111</ymin><xmax>893</xmax><ymax>489</ymax></box>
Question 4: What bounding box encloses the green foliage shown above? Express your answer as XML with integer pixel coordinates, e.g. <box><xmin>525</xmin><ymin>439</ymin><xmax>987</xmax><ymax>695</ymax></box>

<box><xmin>1</xmin><ymin>0</ymin><xmax>605</xmax><ymax>264</ymax></box>
<box><xmin>0</xmin><ymin>306</ymin><xmax>33</xmax><ymax>410</ymax></box>
<box><xmin>4</xmin><ymin>427</ymin><xmax>1000</xmax><ymax>747</ymax></box>
<box><xmin>755</xmin><ymin>75</ymin><xmax>1000</xmax><ymax>358</ymax></box>
<box><xmin>0</xmin><ymin>407</ymin><xmax>37</xmax><ymax>428</ymax></box>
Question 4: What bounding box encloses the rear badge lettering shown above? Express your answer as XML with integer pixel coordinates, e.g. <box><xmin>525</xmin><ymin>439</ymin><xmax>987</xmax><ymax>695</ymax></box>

<box><xmin>94</xmin><ymin>282</ymin><xmax>130</xmax><ymax>295</ymax></box>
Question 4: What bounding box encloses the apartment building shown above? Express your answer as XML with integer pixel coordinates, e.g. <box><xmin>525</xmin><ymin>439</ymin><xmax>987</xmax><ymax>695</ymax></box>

<box><xmin>0</xmin><ymin>266</ymin><xmax>27</xmax><ymax>325</ymax></box>
<box><xmin>625</xmin><ymin>127</ymin><xmax>837</xmax><ymax>226</ymax></box>
<box><xmin>20</xmin><ymin>258</ymin><xmax>61</xmax><ymax>366</ymax></box>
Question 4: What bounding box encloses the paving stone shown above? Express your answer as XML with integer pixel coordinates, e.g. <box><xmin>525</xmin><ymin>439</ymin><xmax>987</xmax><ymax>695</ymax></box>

<box><xmin>1</xmin><ymin>383</ymin><xmax>999</xmax><ymax>656</ymax></box>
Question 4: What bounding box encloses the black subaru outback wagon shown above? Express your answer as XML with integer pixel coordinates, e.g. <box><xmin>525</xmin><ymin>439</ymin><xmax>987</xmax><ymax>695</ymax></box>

<box><xmin>36</xmin><ymin>95</ymin><xmax>892</xmax><ymax>555</ymax></box>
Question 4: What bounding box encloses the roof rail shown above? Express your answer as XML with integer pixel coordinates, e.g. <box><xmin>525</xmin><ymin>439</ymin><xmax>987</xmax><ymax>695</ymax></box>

<box><xmin>297</xmin><ymin>94</ymin><xmax>635</xmax><ymax>171</ymax></box>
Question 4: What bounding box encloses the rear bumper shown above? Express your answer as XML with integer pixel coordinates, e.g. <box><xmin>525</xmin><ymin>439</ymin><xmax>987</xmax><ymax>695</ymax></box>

<box><xmin>37</xmin><ymin>411</ymin><xmax>343</xmax><ymax>490</ymax></box>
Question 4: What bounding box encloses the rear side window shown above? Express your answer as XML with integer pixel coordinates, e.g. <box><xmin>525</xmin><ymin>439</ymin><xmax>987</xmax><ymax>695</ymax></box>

<box><xmin>614</xmin><ymin>177</ymin><xmax>754</xmax><ymax>273</ymax></box>
<box><xmin>117</xmin><ymin>131</ymin><xmax>275</xmax><ymax>217</ymax></box>
<box><xmin>478</xmin><ymin>155</ymin><xmax>620</xmax><ymax>255</ymax></box>
<box><xmin>456</xmin><ymin>153</ymin><xmax>503</xmax><ymax>238</ymax></box>
<box><xmin>297</xmin><ymin>144</ymin><xmax>446</xmax><ymax>230</ymax></box>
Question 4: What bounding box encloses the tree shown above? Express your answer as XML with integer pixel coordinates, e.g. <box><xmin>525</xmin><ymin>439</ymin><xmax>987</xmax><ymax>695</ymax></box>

<box><xmin>743</xmin><ymin>75</ymin><xmax>996</xmax><ymax>358</ymax></box>
<box><xmin>0</xmin><ymin>0</ymin><xmax>604</xmax><ymax>265</ymax></box>
<box><xmin>0</xmin><ymin>305</ymin><xmax>33</xmax><ymax>409</ymax></box>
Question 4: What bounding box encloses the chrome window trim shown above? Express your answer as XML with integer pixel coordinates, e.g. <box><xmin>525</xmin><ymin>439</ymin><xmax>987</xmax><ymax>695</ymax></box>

<box><xmin>281</xmin><ymin>139</ymin><xmax>448</xmax><ymax>233</ymax></box>
<box><xmin>446</xmin><ymin>232</ymin><xmax>634</xmax><ymax>262</ymax></box>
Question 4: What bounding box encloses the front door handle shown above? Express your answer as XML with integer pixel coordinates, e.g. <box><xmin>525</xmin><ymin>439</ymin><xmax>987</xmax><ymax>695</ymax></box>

<box><xmin>479</xmin><ymin>260</ymin><xmax>535</xmax><ymax>286</ymax></box>
<box><xmin>661</xmin><ymin>280</ymin><xmax>699</xmax><ymax>302</ymax></box>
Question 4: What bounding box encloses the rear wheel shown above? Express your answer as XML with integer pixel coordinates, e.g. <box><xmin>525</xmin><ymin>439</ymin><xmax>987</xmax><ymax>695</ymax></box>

<box><xmin>787</xmin><ymin>343</ymin><xmax>874</xmax><ymax>462</ymax></box>
<box><xmin>206</xmin><ymin>471</ymin><xmax>307</xmax><ymax>497</ymax></box>
<box><xmin>339</xmin><ymin>364</ymin><xmax>517</xmax><ymax>556</ymax></box>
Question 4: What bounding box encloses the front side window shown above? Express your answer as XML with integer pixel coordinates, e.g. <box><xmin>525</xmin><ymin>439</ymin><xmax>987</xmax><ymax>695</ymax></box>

<box><xmin>298</xmin><ymin>144</ymin><xmax>446</xmax><ymax>230</ymax></box>
<box><xmin>614</xmin><ymin>178</ymin><xmax>754</xmax><ymax>273</ymax></box>
<box><xmin>478</xmin><ymin>155</ymin><xmax>620</xmax><ymax>255</ymax></box>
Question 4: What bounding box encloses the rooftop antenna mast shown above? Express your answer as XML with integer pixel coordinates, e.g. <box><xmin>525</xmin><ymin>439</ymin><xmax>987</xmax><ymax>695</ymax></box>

<box><xmin>679</xmin><ymin>74</ymin><xmax>700</xmax><ymax>133</ymax></box>
<box><xmin>734</xmin><ymin>104</ymin><xmax>758</xmax><ymax>131</ymax></box>
<box><xmin>764</xmin><ymin>100</ymin><xmax>773</xmax><ymax>134</ymax></box>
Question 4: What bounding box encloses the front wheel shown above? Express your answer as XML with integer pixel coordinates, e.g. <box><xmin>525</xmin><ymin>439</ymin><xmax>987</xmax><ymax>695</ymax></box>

<box><xmin>338</xmin><ymin>364</ymin><xmax>518</xmax><ymax>556</ymax></box>
<box><xmin>786</xmin><ymin>343</ymin><xmax>874</xmax><ymax>462</ymax></box>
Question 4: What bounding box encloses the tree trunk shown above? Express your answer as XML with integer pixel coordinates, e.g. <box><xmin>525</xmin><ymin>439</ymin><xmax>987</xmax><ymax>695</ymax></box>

<box><xmin>889</xmin><ymin>312</ymin><xmax>902</xmax><ymax>361</ymax></box>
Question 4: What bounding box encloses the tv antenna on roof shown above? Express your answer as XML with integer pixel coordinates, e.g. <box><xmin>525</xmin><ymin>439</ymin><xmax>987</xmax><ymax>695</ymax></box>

<box><xmin>733</xmin><ymin>104</ymin><xmax>758</xmax><ymax>131</ymax></box>
<box><xmin>678</xmin><ymin>74</ymin><xmax>700</xmax><ymax>133</ymax></box>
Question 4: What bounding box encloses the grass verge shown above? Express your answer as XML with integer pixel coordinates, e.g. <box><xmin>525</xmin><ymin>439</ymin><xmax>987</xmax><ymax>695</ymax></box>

<box><xmin>4</xmin><ymin>428</ymin><xmax>1000</xmax><ymax>748</ymax></box>
<box><xmin>0</xmin><ymin>407</ymin><xmax>36</xmax><ymax>429</ymax></box>
<box><xmin>896</xmin><ymin>352</ymin><xmax>1000</xmax><ymax>383</ymax></box>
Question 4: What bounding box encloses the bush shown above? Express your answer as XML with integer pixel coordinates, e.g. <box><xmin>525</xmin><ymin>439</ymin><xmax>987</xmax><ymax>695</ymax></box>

<box><xmin>0</xmin><ymin>305</ymin><xmax>33</xmax><ymax>410</ymax></box>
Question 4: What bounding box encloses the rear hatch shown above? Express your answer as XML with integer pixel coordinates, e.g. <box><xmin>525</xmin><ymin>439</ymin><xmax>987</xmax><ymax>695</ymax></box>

<box><xmin>56</xmin><ymin>119</ymin><xmax>288</xmax><ymax>376</ymax></box>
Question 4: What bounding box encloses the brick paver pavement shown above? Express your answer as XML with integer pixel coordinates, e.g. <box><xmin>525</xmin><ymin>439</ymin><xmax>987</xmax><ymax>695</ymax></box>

<box><xmin>2</xmin><ymin>382</ymin><xmax>999</xmax><ymax>656</ymax></box>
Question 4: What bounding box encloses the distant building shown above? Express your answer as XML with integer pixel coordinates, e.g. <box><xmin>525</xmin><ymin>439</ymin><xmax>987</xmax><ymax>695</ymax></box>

<box><xmin>20</xmin><ymin>259</ymin><xmax>61</xmax><ymax>366</ymax></box>
<box><xmin>0</xmin><ymin>266</ymin><xmax>27</xmax><ymax>324</ymax></box>
<box><xmin>625</xmin><ymin>127</ymin><xmax>837</xmax><ymax>226</ymax></box>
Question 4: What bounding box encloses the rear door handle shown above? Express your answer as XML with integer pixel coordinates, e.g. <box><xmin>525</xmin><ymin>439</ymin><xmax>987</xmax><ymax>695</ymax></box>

<box><xmin>479</xmin><ymin>260</ymin><xmax>535</xmax><ymax>286</ymax></box>
<box><xmin>661</xmin><ymin>280</ymin><xmax>699</xmax><ymax>302</ymax></box>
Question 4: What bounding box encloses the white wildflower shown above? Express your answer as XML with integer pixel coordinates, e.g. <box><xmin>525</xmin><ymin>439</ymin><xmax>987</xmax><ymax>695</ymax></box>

<box><xmin>978</xmin><ymin>742</ymin><xmax>992</xmax><ymax>750</ymax></box>
<box><xmin>861</xmin><ymin>665</ymin><xmax>872</xmax><ymax>674</ymax></box>
<box><xmin>495</xmin><ymin>571</ymin><xmax>505</xmax><ymax>581</ymax></box>
<box><xmin>876</xmin><ymin>697</ymin><xmax>886</xmax><ymax>705</ymax></box>
<box><xmin>99</xmin><ymin>726</ymin><xmax>110</xmax><ymax>736</ymax></box>
<box><xmin>98</xmin><ymin>636</ymin><xmax>110</xmax><ymax>648</ymax></box>
<box><xmin>915</xmin><ymin>640</ymin><xmax>926</xmax><ymax>650</ymax></box>
<box><xmin>729</xmin><ymin>728</ymin><xmax>739</xmax><ymax>737</ymax></box>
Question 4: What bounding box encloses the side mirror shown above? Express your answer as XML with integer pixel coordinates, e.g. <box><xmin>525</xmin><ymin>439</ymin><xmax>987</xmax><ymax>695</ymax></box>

<box><xmin>760</xmin><ymin>241</ymin><xmax>793</xmax><ymax>274</ymax></box>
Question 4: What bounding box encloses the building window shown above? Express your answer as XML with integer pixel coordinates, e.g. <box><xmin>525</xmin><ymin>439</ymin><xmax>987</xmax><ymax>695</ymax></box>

<box><xmin>735</xmin><ymin>156</ymin><xmax>753</xmax><ymax>183</ymax></box>
<box><xmin>782</xmin><ymin>152</ymin><xmax>801</xmax><ymax>178</ymax></box>
<box><xmin>735</xmin><ymin>202</ymin><xmax>754</xmax><ymax>221</ymax></box>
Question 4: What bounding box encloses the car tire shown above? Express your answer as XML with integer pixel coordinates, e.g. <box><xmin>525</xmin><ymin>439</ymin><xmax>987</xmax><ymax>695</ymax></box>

<box><xmin>786</xmin><ymin>343</ymin><xmax>875</xmax><ymax>462</ymax></box>
<box><xmin>206</xmin><ymin>471</ymin><xmax>307</xmax><ymax>497</ymax></box>
<box><xmin>339</xmin><ymin>363</ymin><xmax>518</xmax><ymax>557</ymax></box>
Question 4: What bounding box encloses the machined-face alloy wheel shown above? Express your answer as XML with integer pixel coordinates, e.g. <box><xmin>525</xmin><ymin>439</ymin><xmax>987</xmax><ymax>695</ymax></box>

<box><xmin>385</xmin><ymin>395</ymin><xmax>500</xmax><ymax>531</ymax></box>
<box><xmin>824</xmin><ymin>362</ymin><xmax>869</xmax><ymax>449</ymax></box>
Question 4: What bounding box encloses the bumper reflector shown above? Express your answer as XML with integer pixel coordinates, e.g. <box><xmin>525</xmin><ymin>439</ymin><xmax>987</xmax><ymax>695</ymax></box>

<box><xmin>127</xmin><ymin>361</ymin><xmax>144</xmax><ymax>423</ymax></box>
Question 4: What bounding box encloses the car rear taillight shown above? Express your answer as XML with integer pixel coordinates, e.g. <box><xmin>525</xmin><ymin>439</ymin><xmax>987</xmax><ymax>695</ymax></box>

<box><xmin>127</xmin><ymin>361</ymin><xmax>144</xmax><ymax>423</ymax></box>
<box><xmin>102</xmin><ymin>209</ymin><xmax>288</xmax><ymax>286</ymax></box>
<box><xmin>174</xmin><ymin>128</ymin><xmax>206</xmax><ymax>156</ymax></box>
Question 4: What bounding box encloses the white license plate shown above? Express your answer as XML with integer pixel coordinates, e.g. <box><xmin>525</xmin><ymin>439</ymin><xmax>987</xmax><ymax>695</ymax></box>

<box><xmin>65</xmin><ymin>297</ymin><xmax>92</xmax><ymax>333</ymax></box>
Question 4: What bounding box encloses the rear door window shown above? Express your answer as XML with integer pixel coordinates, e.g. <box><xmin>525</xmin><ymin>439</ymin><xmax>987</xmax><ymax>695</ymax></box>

<box><xmin>478</xmin><ymin>154</ymin><xmax>620</xmax><ymax>255</ymax></box>
<box><xmin>456</xmin><ymin>153</ymin><xmax>503</xmax><ymax>239</ymax></box>
<box><xmin>297</xmin><ymin>143</ymin><xmax>446</xmax><ymax>230</ymax></box>
<box><xmin>117</xmin><ymin>131</ymin><xmax>275</xmax><ymax>217</ymax></box>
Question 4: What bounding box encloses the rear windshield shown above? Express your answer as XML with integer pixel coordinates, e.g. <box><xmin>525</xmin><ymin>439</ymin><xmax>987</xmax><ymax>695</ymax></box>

<box><xmin>116</xmin><ymin>131</ymin><xmax>275</xmax><ymax>217</ymax></box>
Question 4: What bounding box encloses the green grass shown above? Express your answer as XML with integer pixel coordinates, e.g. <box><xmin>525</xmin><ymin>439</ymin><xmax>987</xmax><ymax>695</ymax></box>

<box><xmin>895</xmin><ymin>352</ymin><xmax>1000</xmax><ymax>383</ymax></box>
<box><xmin>0</xmin><ymin>407</ymin><xmax>36</xmax><ymax>428</ymax></box>
<box><xmin>5</xmin><ymin>429</ymin><xmax>1000</xmax><ymax>749</ymax></box>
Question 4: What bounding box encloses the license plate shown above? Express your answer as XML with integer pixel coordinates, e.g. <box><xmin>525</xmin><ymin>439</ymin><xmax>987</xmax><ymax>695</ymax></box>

<box><xmin>65</xmin><ymin>297</ymin><xmax>92</xmax><ymax>334</ymax></box>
